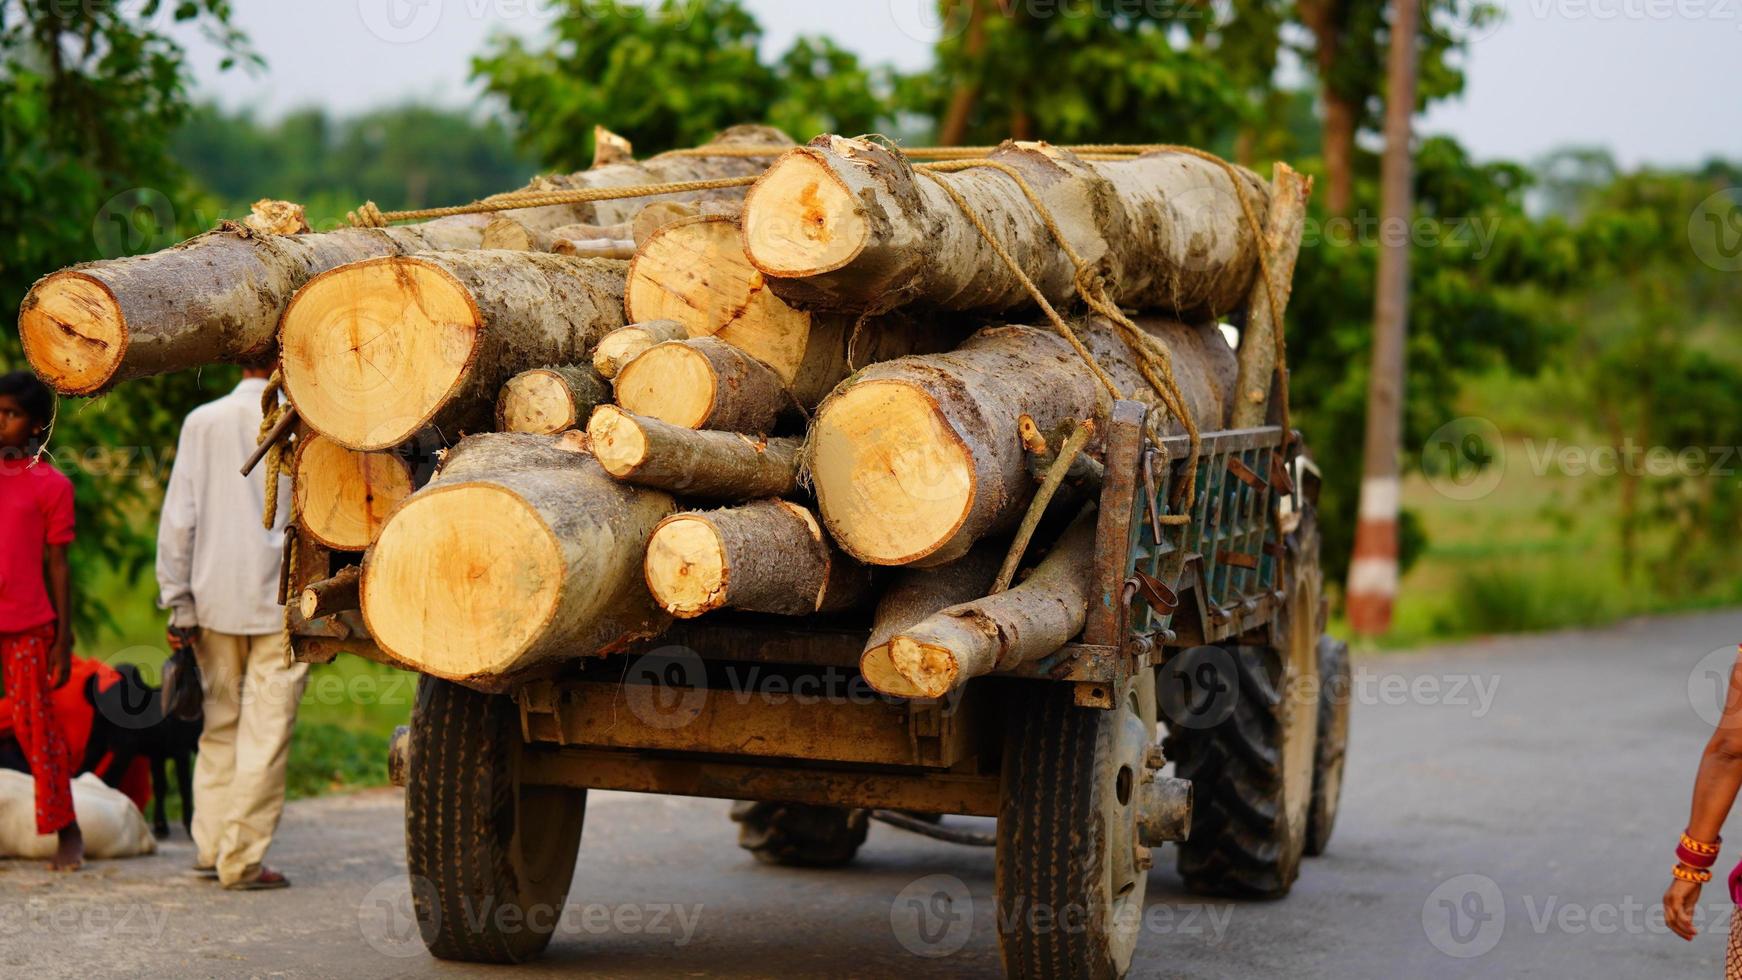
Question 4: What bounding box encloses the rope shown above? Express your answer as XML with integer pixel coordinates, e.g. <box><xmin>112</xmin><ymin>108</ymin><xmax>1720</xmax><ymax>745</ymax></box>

<box><xmin>994</xmin><ymin>419</ymin><xmax>1095</xmax><ymax>594</ymax></box>
<box><xmin>258</xmin><ymin>369</ymin><xmax>290</xmax><ymax>530</ymax></box>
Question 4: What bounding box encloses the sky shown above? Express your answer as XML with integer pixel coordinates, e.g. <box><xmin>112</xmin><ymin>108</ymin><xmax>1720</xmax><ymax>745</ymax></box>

<box><xmin>170</xmin><ymin>0</ymin><xmax>1742</xmax><ymax>169</ymax></box>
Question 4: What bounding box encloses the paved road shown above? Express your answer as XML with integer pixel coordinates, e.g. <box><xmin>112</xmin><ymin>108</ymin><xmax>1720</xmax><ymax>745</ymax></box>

<box><xmin>5</xmin><ymin>608</ymin><xmax>1739</xmax><ymax>978</ymax></box>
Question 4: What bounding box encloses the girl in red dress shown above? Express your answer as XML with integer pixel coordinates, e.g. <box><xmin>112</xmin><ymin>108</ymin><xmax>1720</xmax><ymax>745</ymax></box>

<box><xmin>0</xmin><ymin>370</ymin><xmax>81</xmax><ymax>870</ymax></box>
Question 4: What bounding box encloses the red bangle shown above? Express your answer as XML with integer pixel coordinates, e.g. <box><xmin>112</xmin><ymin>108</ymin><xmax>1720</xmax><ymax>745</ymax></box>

<box><xmin>1678</xmin><ymin>842</ymin><xmax>1718</xmax><ymax>869</ymax></box>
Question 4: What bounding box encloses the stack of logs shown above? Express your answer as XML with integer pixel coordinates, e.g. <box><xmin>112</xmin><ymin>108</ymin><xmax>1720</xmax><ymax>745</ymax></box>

<box><xmin>18</xmin><ymin>127</ymin><xmax>1310</xmax><ymax>700</ymax></box>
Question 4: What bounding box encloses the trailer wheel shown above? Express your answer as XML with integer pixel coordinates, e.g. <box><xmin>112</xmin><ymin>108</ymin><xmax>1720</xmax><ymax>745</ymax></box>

<box><xmin>1166</xmin><ymin>513</ymin><xmax>1322</xmax><ymax>898</ymax></box>
<box><xmin>730</xmin><ymin>801</ymin><xmax>869</xmax><ymax>867</ymax></box>
<box><xmin>405</xmin><ymin>676</ymin><xmax>586</xmax><ymax>964</ymax></box>
<box><xmin>1305</xmin><ymin>636</ymin><xmax>1351</xmax><ymax>856</ymax></box>
<box><xmin>997</xmin><ymin>670</ymin><xmax>1157</xmax><ymax>979</ymax></box>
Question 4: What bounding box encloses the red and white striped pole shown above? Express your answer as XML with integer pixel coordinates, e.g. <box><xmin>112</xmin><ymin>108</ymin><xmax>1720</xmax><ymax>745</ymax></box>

<box><xmin>1347</xmin><ymin>0</ymin><xmax>1418</xmax><ymax>636</ymax></box>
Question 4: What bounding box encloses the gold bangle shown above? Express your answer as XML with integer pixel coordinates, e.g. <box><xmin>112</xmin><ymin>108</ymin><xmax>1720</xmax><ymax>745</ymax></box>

<box><xmin>1682</xmin><ymin>833</ymin><xmax>1722</xmax><ymax>856</ymax></box>
<box><xmin>1674</xmin><ymin>864</ymin><xmax>1714</xmax><ymax>884</ymax></box>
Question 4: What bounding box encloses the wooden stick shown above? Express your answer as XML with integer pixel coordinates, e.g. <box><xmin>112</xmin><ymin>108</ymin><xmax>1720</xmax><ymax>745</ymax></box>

<box><xmin>241</xmin><ymin>406</ymin><xmax>298</xmax><ymax>477</ymax></box>
<box><xmin>300</xmin><ymin>566</ymin><xmax>361</xmax><ymax>620</ymax></box>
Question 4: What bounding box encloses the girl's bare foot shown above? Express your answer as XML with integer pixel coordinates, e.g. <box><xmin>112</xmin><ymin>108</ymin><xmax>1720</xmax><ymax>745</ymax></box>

<box><xmin>51</xmin><ymin>824</ymin><xmax>83</xmax><ymax>871</ymax></box>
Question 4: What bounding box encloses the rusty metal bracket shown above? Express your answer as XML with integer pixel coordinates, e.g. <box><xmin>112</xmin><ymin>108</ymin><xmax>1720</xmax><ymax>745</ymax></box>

<box><xmin>1131</xmin><ymin>568</ymin><xmax>1179</xmax><ymax>613</ymax></box>
<box><xmin>1225</xmin><ymin>454</ymin><xmax>1266</xmax><ymax>490</ymax></box>
<box><xmin>1217</xmin><ymin>550</ymin><xmax>1260</xmax><ymax>571</ymax></box>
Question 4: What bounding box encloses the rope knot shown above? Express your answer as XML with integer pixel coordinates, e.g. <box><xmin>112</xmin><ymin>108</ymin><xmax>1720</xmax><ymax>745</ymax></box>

<box><xmin>347</xmin><ymin>201</ymin><xmax>388</xmax><ymax>228</ymax></box>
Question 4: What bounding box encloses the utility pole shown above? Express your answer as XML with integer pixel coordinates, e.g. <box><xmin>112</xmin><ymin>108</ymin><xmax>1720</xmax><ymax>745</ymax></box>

<box><xmin>1346</xmin><ymin>0</ymin><xmax>1418</xmax><ymax>636</ymax></box>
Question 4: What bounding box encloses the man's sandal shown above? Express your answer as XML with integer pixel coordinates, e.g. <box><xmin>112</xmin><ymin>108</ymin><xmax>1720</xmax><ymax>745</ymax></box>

<box><xmin>224</xmin><ymin>867</ymin><xmax>290</xmax><ymax>891</ymax></box>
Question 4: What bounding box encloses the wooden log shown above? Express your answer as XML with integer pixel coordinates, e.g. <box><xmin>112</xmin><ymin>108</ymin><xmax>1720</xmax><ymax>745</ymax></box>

<box><xmin>593</xmin><ymin>320</ymin><xmax>688</xmax><ymax>379</ymax></box>
<box><xmin>18</xmin><ymin>126</ymin><xmax>788</xmax><ymax>396</ymax></box>
<box><xmin>551</xmin><ymin>237</ymin><xmax>636</xmax><ymax>260</ymax></box>
<box><xmin>1231</xmin><ymin>163</ymin><xmax>1312</xmax><ymax>428</ymax></box>
<box><xmin>626</xmin><ymin>213</ymin><xmax>954</xmax><ymax>405</ymax></box>
<box><xmin>861</xmin><ymin>545</ymin><xmax>1002</xmax><ymax>696</ymax></box>
<box><xmin>808</xmin><ymin>318</ymin><xmax>1233</xmax><ymax>567</ymax></box>
<box><xmin>281</xmin><ymin>252</ymin><xmax>626</xmax><ymax>451</ymax></box>
<box><xmin>612</xmin><ymin>337</ymin><xmax>789</xmax><ymax>432</ymax></box>
<box><xmin>496</xmin><ymin>363</ymin><xmax>610</xmax><ymax>435</ymax></box>
<box><xmin>292</xmin><ymin>433</ymin><xmax>414</xmax><ymax>551</ymax></box>
<box><xmin>361</xmin><ymin>432</ymin><xmax>675</xmax><ymax>681</ymax></box>
<box><xmin>643</xmin><ymin>500</ymin><xmax>871</xmax><ymax>618</ymax></box>
<box><xmin>588</xmin><ymin>405</ymin><xmax>801</xmax><ymax>499</ymax></box>
<box><xmin>742</xmin><ymin>136</ymin><xmax>1268</xmax><ymax>321</ymax></box>
<box><xmin>299</xmin><ymin>566</ymin><xmax>361</xmax><ymax>620</ymax></box>
<box><xmin>862</xmin><ymin>508</ymin><xmax>1098</xmax><ymax>699</ymax></box>
<box><xmin>481</xmin><ymin>217</ymin><xmax>632</xmax><ymax>252</ymax></box>
<box><xmin>632</xmin><ymin>201</ymin><xmax>699</xmax><ymax>247</ymax></box>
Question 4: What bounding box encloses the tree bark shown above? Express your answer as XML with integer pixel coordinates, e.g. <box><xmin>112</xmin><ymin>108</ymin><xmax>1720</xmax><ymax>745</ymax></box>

<box><xmin>496</xmin><ymin>363</ymin><xmax>609</xmax><ymax>435</ymax></box>
<box><xmin>588</xmin><ymin>405</ymin><xmax>801</xmax><ymax>499</ymax></box>
<box><xmin>861</xmin><ymin>508</ymin><xmax>1097</xmax><ymax>699</ymax></box>
<box><xmin>643</xmin><ymin>499</ymin><xmax>872</xmax><ymax>618</ymax></box>
<box><xmin>808</xmin><ymin>318</ymin><xmax>1234</xmax><ymax>566</ymax></box>
<box><xmin>1298</xmin><ymin>0</ymin><xmax>1356</xmax><ymax>217</ymax></box>
<box><xmin>1231</xmin><ymin>163</ymin><xmax>1314</xmax><ymax>428</ymax></box>
<box><xmin>1347</xmin><ymin>0</ymin><xmax>1418</xmax><ymax>636</ymax></box>
<box><xmin>862</xmin><ymin>544</ymin><xmax>1003</xmax><ymax>667</ymax></box>
<box><xmin>282</xmin><ymin>252</ymin><xmax>627</xmax><ymax>450</ymax></box>
<box><xmin>361</xmin><ymin>432</ymin><xmax>675</xmax><ymax>681</ymax></box>
<box><xmin>626</xmin><ymin>213</ymin><xmax>954</xmax><ymax>404</ymax></box>
<box><xmin>18</xmin><ymin>125</ymin><xmax>788</xmax><ymax>396</ymax></box>
<box><xmin>482</xmin><ymin>217</ymin><xmax>632</xmax><ymax>253</ymax></box>
<box><xmin>299</xmin><ymin>565</ymin><xmax>361</xmax><ymax>620</ymax></box>
<box><xmin>593</xmin><ymin>319</ymin><xmax>688</xmax><ymax>379</ymax></box>
<box><xmin>741</xmin><ymin>137</ymin><xmax>1269</xmax><ymax>321</ymax></box>
<box><xmin>937</xmin><ymin>0</ymin><xmax>989</xmax><ymax>146</ymax></box>
<box><xmin>292</xmin><ymin>433</ymin><xmax>414</xmax><ymax>551</ymax></box>
<box><xmin>612</xmin><ymin>336</ymin><xmax>790</xmax><ymax>432</ymax></box>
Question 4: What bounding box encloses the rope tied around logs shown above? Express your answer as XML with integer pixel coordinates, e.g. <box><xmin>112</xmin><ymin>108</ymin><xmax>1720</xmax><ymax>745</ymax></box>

<box><xmin>257</xmin><ymin>369</ymin><xmax>290</xmax><ymax>530</ymax></box>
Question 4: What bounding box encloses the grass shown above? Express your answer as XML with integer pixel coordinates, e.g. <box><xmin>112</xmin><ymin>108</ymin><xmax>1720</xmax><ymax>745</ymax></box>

<box><xmin>1339</xmin><ymin>365</ymin><xmax>1742</xmax><ymax>649</ymax></box>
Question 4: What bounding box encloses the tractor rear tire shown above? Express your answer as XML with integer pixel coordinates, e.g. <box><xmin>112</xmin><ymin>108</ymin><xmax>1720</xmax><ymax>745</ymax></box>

<box><xmin>731</xmin><ymin>801</ymin><xmax>869</xmax><ymax>868</ymax></box>
<box><xmin>405</xmin><ymin>676</ymin><xmax>587</xmax><ymax>963</ymax></box>
<box><xmin>1166</xmin><ymin>500</ymin><xmax>1323</xmax><ymax>898</ymax></box>
<box><xmin>1306</xmin><ymin>636</ymin><xmax>1351</xmax><ymax>857</ymax></box>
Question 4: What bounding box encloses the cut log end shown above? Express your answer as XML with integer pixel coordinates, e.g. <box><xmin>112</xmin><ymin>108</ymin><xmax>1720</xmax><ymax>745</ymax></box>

<box><xmin>587</xmin><ymin>404</ymin><xmax>648</xmax><ymax>476</ymax></box>
<box><xmin>810</xmin><ymin>379</ymin><xmax>975</xmax><ymax>565</ymax></box>
<box><xmin>861</xmin><ymin>637</ymin><xmax>957</xmax><ymax>700</ymax></box>
<box><xmin>643</xmin><ymin>515</ymin><xmax>728</xmax><ymax>618</ymax></box>
<box><xmin>292</xmin><ymin>435</ymin><xmax>414</xmax><ymax>551</ymax></box>
<box><xmin>498</xmin><ymin>369</ymin><xmax>580</xmax><ymax>434</ymax></box>
<box><xmin>282</xmin><ymin>256</ymin><xmax>479</xmax><ymax>450</ymax></box>
<box><xmin>362</xmin><ymin>482</ymin><xmax>564</xmax><ymax>680</ymax></box>
<box><xmin>18</xmin><ymin>272</ymin><xmax>128</xmax><ymax>395</ymax></box>
<box><xmin>742</xmin><ymin>150</ymin><xmax>868</xmax><ymax>278</ymax></box>
<box><xmin>613</xmin><ymin>342</ymin><xmax>719</xmax><ymax>429</ymax></box>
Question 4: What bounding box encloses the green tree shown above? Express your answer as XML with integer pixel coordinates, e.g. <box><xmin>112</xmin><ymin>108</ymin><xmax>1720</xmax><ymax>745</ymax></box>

<box><xmin>473</xmin><ymin>0</ymin><xmax>897</xmax><ymax>168</ymax></box>
<box><xmin>1</xmin><ymin>0</ymin><xmax>254</xmax><ymax>638</ymax></box>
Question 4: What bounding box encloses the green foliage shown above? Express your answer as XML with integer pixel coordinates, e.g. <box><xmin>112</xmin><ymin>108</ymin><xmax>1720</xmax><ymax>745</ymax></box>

<box><xmin>0</xmin><ymin>0</ymin><xmax>255</xmax><ymax>641</ymax></box>
<box><xmin>473</xmin><ymin>0</ymin><xmax>898</xmax><ymax>167</ymax></box>
<box><xmin>170</xmin><ymin>103</ymin><xmax>537</xmax><ymax>224</ymax></box>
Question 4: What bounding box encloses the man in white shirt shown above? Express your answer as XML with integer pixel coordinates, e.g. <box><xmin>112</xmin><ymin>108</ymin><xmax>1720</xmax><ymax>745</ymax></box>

<box><xmin>156</xmin><ymin>360</ymin><xmax>303</xmax><ymax>890</ymax></box>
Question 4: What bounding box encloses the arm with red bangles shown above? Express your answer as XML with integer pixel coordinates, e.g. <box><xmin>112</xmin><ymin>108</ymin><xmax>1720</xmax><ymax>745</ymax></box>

<box><xmin>1666</xmin><ymin>646</ymin><xmax>1742</xmax><ymax>940</ymax></box>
